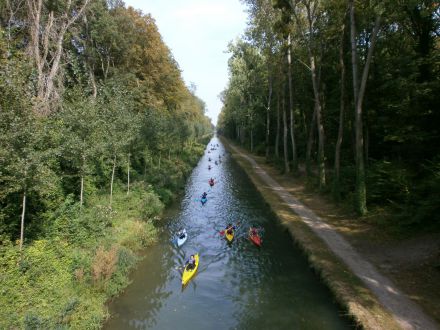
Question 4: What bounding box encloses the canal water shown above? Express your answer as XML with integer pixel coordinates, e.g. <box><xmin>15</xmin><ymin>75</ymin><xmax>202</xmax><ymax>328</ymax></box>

<box><xmin>104</xmin><ymin>137</ymin><xmax>352</xmax><ymax>330</ymax></box>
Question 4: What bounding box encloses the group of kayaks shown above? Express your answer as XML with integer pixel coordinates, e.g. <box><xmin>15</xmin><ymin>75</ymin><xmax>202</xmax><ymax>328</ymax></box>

<box><xmin>220</xmin><ymin>226</ymin><xmax>262</xmax><ymax>247</ymax></box>
<box><xmin>175</xmin><ymin>144</ymin><xmax>263</xmax><ymax>287</ymax></box>
<box><xmin>176</xmin><ymin>225</ymin><xmax>263</xmax><ymax>286</ymax></box>
<box><xmin>208</xmin><ymin>152</ymin><xmax>222</xmax><ymax>170</ymax></box>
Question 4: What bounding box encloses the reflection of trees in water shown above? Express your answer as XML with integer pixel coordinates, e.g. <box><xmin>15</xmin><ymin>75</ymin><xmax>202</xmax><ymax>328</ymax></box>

<box><xmin>231</xmin><ymin>229</ymin><xmax>351</xmax><ymax>330</ymax></box>
<box><xmin>105</xmin><ymin>244</ymin><xmax>174</xmax><ymax>329</ymax></box>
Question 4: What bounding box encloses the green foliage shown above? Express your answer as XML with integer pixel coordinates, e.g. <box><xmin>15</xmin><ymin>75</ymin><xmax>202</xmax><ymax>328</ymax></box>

<box><xmin>219</xmin><ymin>0</ymin><xmax>440</xmax><ymax>231</ymax></box>
<box><xmin>0</xmin><ymin>2</ymin><xmax>213</xmax><ymax>328</ymax></box>
<box><xmin>48</xmin><ymin>195</ymin><xmax>113</xmax><ymax>245</ymax></box>
<box><xmin>396</xmin><ymin>159</ymin><xmax>440</xmax><ymax>228</ymax></box>
<box><xmin>367</xmin><ymin>160</ymin><xmax>411</xmax><ymax>205</ymax></box>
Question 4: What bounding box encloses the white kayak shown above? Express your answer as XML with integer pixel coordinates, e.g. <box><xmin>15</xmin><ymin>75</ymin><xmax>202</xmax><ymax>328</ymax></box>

<box><xmin>176</xmin><ymin>229</ymin><xmax>188</xmax><ymax>247</ymax></box>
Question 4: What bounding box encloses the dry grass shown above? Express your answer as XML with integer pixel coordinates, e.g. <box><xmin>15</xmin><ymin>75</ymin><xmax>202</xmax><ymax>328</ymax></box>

<box><xmin>92</xmin><ymin>245</ymin><xmax>118</xmax><ymax>284</ymax></box>
<box><xmin>74</xmin><ymin>268</ymin><xmax>85</xmax><ymax>282</ymax></box>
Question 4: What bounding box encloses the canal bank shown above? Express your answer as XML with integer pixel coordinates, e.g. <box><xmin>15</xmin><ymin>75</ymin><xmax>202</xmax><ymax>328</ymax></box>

<box><xmin>221</xmin><ymin>137</ymin><xmax>439</xmax><ymax>330</ymax></box>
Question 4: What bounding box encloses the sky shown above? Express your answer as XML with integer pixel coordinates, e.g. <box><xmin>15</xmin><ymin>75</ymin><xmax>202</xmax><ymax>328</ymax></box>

<box><xmin>124</xmin><ymin>0</ymin><xmax>248</xmax><ymax>125</ymax></box>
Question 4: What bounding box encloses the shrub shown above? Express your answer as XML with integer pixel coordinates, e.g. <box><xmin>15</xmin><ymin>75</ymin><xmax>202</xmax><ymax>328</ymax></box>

<box><xmin>141</xmin><ymin>191</ymin><xmax>164</xmax><ymax>219</ymax></box>
<box><xmin>367</xmin><ymin>160</ymin><xmax>411</xmax><ymax>205</ymax></box>
<box><xmin>154</xmin><ymin>187</ymin><xmax>173</xmax><ymax>206</ymax></box>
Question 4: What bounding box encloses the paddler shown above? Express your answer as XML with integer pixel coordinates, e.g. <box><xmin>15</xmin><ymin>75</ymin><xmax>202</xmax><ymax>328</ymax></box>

<box><xmin>186</xmin><ymin>255</ymin><xmax>196</xmax><ymax>270</ymax></box>
<box><xmin>225</xmin><ymin>223</ymin><xmax>235</xmax><ymax>235</ymax></box>
<box><xmin>249</xmin><ymin>227</ymin><xmax>258</xmax><ymax>237</ymax></box>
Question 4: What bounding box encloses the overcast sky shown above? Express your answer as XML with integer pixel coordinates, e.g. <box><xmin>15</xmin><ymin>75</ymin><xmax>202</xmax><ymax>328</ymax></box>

<box><xmin>123</xmin><ymin>0</ymin><xmax>248</xmax><ymax>125</ymax></box>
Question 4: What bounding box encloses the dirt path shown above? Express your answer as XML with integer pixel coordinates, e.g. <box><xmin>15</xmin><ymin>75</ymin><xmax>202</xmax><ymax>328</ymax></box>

<box><xmin>228</xmin><ymin>143</ymin><xmax>439</xmax><ymax>330</ymax></box>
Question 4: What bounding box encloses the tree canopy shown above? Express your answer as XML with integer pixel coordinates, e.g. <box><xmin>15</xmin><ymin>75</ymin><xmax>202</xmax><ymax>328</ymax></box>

<box><xmin>218</xmin><ymin>0</ymin><xmax>439</xmax><ymax>227</ymax></box>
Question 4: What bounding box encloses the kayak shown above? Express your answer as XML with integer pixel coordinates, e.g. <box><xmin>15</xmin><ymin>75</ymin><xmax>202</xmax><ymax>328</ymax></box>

<box><xmin>176</xmin><ymin>229</ymin><xmax>187</xmax><ymax>247</ymax></box>
<box><xmin>225</xmin><ymin>228</ymin><xmax>234</xmax><ymax>242</ymax></box>
<box><xmin>249</xmin><ymin>232</ymin><xmax>262</xmax><ymax>247</ymax></box>
<box><xmin>201</xmin><ymin>197</ymin><xmax>207</xmax><ymax>205</ymax></box>
<box><xmin>209</xmin><ymin>180</ymin><xmax>214</xmax><ymax>187</ymax></box>
<box><xmin>249</xmin><ymin>228</ymin><xmax>262</xmax><ymax>247</ymax></box>
<box><xmin>182</xmin><ymin>254</ymin><xmax>199</xmax><ymax>286</ymax></box>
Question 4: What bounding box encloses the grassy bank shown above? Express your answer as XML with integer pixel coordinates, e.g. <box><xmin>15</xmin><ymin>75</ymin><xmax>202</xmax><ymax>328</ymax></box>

<box><xmin>0</xmin><ymin>140</ymin><xmax>209</xmax><ymax>329</ymax></box>
<box><xmin>221</xmin><ymin>138</ymin><xmax>403</xmax><ymax>330</ymax></box>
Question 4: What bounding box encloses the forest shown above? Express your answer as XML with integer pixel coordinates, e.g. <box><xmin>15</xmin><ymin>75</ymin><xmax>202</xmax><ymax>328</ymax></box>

<box><xmin>218</xmin><ymin>0</ymin><xmax>440</xmax><ymax>228</ymax></box>
<box><xmin>0</xmin><ymin>0</ymin><xmax>211</xmax><ymax>328</ymax></box>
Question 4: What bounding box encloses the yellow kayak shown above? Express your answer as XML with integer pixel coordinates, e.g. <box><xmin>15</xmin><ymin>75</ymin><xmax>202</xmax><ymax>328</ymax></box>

<box><xmin>225</xmin><ymin>229</ymin><xmax>234</xmax><ymax>242</ymax></box>
<box><xmin>182</xmin><ymin>254</ymin><xmax>199</xmax><ymax>286</ymax></box>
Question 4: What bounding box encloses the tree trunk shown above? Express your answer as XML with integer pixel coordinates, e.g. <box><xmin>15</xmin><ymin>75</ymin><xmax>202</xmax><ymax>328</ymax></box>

<box><xmin>265</xmin><ymin>73</ymin><xmax>273</xmax><ymax>160</ymax></box>
<box><xmin>350</xmin><ymin>1</ymin><xmax>359</xmax><ymax>106</ymax></box>
<box><xmin>282</xmin><ymin>89</ymin><xmax>289</xmax><ymax>173</ymax></box>
<box><xmin>350</xmin><ymin>0</ymin><xmax>381</xmax><ymax>215</ymax></box>
<box><xmin>275</xmin><ymin>92</ymin><xmax>280</xmax><ymax>159</ymax></box>
<box><xmin>333</xmin><ymin>22</ymin><xmax>347</xmax><ymax>199</ymax></box>
<box><xmin>250</xmin><ymin>126</ymin><xmax>254</xmax><ymax>152</ymax></box>
<box><xmin>80</xmin><ymin>154</ymin><xmax>85</xmax><ymax>208</ymax></box>
<box><xmin>143</xmin><ymin>152</ymin><xmax>148</xmax><ymax>180</ymax></box>
<box><xmin>306</xmin><ymin>106</ymin><xmax>317</xmax><ymax>177</ymax></box>
<box><xmin>310</xmin><ymin>53</ymin><xmax>326</xmax><ymax>189</ymax></box>
<box><xmin>89</xmin><ymin>64</ymin><xmax>97</xmax><ymax>98</ymax></box>
<box><xmin>110</xmin><ymin>154</ymin><xmax>116</xmax><ymax>208</ymax></box>
<box><xmin>127</xmin><ymin>153</ymin><xmax>130</xmax><ymax>195</ymax></box>
<box><xmin>299</xmin><ymin>1</ymin><xmax>325</xmax><ymax>187</ymax></box>
<box><xmin>365</xmin><ymin>119</ymin><xmax>369</xmax><ymax>167</ymax></box>
<box><xmin>287</xmin><ymin>34</ymin><xmax>298</xmax><ymax>172</ymax></box>
<box><xmin>80</xmin><ymin>175</ymin><xmax>84</xmax><ymax>208</ymax></box>
<box><xmin>19</xmin><ymin>189</ymin><xmax>26</xmax><ymax>251</ymax></box>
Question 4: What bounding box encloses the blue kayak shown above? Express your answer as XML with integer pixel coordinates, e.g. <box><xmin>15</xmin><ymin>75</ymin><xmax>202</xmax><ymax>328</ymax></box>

<box><xmin>201</xmin><ymin>197</ymin><xmax>207</xmax><ymax>205</ymax></box>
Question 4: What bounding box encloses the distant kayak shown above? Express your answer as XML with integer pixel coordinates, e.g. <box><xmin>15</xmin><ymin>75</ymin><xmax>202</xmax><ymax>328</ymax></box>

<box><xmin>225</xmin><ymin>228</ymin><xmax>234</xmax><ymax>242</ymax></box>
<box><xmin>201</xmin><ymin>197</ymin><xmax>207</xmax><ymax>205</ymax></box>
<box><xmin>209</xmin><ymin>179</ymin><xmax>214</xmax><ymax>187</ymax></box>
<box><xmin>176</xmin><ymin>229</ymin><xmax>187</xmax><ymax>247</ymax></box>
<box><xmin>182</xmin><ymin>254</ymin><xmax>199</xmax><ymax>286</ymax></box>
<box><xmin>249</xmin><ymin>228</ymin><xmax>262</xmax><ymax>247</ymax></box>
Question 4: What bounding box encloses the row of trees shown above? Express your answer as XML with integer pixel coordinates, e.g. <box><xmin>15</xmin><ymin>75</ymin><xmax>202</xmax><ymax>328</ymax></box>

<box><xmin>0</xmin><ymin>0</ymin><xmax>212</xmax><ymax>246</ymax></box>
<box><xmin>218</xmin><ymin>0</ymin><xmax>439</xmax><ymax>227</ymax></box>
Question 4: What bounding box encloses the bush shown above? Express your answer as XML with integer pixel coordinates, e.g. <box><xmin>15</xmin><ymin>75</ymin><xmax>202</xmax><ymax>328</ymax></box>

<box><xmin>155</xmin><ymin>187</ymin><xmax>174</xmax><ymax>205</ymax></box>
<box><xmin>141</xmin><ymin>190</ymin><xmax>164</xmax><ymax>219</ymax></box>
<box><xmin>398</xmin><ymin>159</ymin><xmax>440</xmax><ymax>228</ymax></box>
<box><xmin>367</xmin><ymin>160</ymin><xmax>411</xmax><ymax>205</ymax></box>
<box><xmin>49</xmin><ymin>195</ymin><xmax>113</xmax><ymax>245</ymax></box>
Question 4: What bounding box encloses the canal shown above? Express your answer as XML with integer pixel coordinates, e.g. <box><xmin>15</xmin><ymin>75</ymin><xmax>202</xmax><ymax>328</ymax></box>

<box><xmin>104</xmin><ymin>137</ymin><xmax>352</xmax><ymax>329</ymax></box>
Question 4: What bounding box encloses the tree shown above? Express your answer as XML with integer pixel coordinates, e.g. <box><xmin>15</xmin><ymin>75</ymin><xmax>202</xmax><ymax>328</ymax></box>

<box><xmin>26</xmin><ymin>0</ymin><xmax>91</xmax><ymax>114</ymax></box>
<box><xmin>349</xmin><ymin>0</ymin><xmax>381</xmax><ymax>215</ymax></box>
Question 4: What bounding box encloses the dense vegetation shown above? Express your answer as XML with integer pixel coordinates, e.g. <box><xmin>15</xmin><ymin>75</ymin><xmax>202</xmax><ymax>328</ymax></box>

<box><xmin>218</xmin><ymin>0</ymin><xmax>439</xmax><ymax>230</ymax></box>
<box><xmin>0</xmin><ymin>0</ymin><xmax>211</xmax><ymax>327</ymax></box>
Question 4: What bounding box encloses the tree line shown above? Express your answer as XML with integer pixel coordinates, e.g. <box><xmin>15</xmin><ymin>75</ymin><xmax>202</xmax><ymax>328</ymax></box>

<box><xmin>218</xmin><ymin>0</ymin><xmax>439</xmax><ymax>228</ymax></box>
<box><xmin>1</xmin><ymin>1</ymin><xmax>213</xmax><ymax>327</ymax></box>
<box><xmin>0</xmin><ymin>0</ymin><xmax>212</xmax><ymax>247</ymax></box>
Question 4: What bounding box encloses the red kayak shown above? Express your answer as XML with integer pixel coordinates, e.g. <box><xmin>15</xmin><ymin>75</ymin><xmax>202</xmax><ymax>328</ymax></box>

<box><xmin>249</xmin><ymin>229</ymin><xmax>262</xmax><ymax>247</ymax></box>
